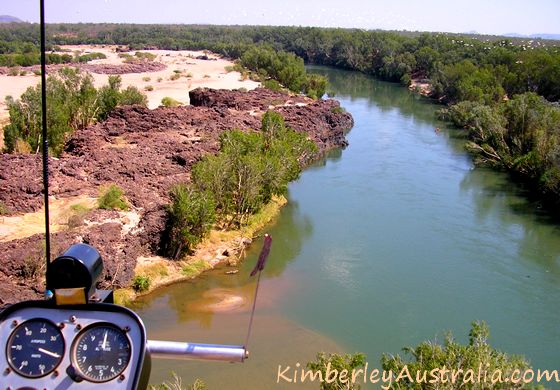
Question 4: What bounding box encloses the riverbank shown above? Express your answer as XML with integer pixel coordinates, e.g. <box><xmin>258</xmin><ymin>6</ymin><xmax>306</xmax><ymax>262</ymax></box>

<box><xmin>115</xmin><ymin>195</ymin><xmax>287</xmax><ymax>305</ymax></box>
<box><xmin>0</xmin><ymin>87</ymin><xmax>353</xmax><ymax>308</ymax></box>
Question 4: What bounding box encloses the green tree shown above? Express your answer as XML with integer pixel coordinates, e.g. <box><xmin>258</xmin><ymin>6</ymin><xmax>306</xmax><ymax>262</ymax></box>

<box><xmin>164</xmin><ymin>184</ymin><xmax>216</xmax><ymax>259</ymax></box>
<box><xmin>381</xmin><ymin>321</ymin><xmax>535</xmax><ymax>389</ymax></box>
<box><xmin>307</xmin><ymin>352</ymin><xmax>367</xmax><ymax>390</ymax></box>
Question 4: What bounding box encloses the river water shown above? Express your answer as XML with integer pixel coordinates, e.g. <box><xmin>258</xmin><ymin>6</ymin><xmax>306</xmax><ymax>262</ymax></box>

<box><xmin>136</xmin><ymin>67</ymin><xmax>560</xmax><ymax>388</ymax></box>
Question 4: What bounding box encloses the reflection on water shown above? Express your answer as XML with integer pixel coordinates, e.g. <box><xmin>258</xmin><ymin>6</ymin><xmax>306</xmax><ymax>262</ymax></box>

<box><xmin>141</xmin><ymin>67</ymin><xmax>560</xmax><ymax>388</ymax></box>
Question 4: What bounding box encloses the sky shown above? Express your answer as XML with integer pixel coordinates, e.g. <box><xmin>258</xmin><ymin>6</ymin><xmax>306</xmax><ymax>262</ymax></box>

<box><xmin>2</xmin><ymin>0</ymin><xmax>560</xmax><ymax>36</ymax></box>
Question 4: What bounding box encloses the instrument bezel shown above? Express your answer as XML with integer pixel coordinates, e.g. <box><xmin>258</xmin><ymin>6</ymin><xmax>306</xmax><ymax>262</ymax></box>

<box><xmin>0</xmin><ymin>300</ymin><xmax>148</xmax><ymax>389</ymax></box>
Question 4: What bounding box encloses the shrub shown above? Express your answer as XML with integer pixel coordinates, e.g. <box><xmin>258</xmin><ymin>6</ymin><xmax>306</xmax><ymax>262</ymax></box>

<box><xmin>98</xmin><ymin>184</ymin><xmax>129</xmax><ymax>211</ymax></box>
<box><xmin>119</xmin><ymin>86</ymin><xmax>148</xmax><ymax>106</ymax></box>
<box><xmin>381</xmin><ymin>321</ymin><xmax>533</xmax><ymax>390</ymax></box>
<box><xmin>132</xmin><ymin>275</ymin><xmax>151</xmax><ymax>292</ymax></box>
<box><xmin>263</xmin><ymin>79</ymin><xmax>282</xmax><ymax>91</ymax></box>
<box><xmin>0</xmin><ymin>201</ymin><xmax>8</xmax><ymax>215</ymax></box>
<box><xmin>142</xmin><ymin>76</ymin><xmax>151</xmax><ymax>82</ymax></box>
<box><xmin>157</xmin><ymin>77</ymin><xmax>163</xmax><ymax>82</ymax></box>
<box><xmin>144</xmin><ymin>85</ymin><xmax>154</xmax><ymax>91</ymax></box>
<box><xmin>8</xmin><ymin>67</ymin><xmax>20</xmax><ymax>76</ymax></box>
<box><xmin>164</xmin><ymin>184</ymin><xmax>216</xmax><ymax>259</ymax></box>
<box><xmin>192</xmin><ymin>111</ymin><xmax>316</xmax><ymax>227</ymax></box>
<box><xmin>5</xmin><ymin>70</ymin><xmax>148</xmax><ymax>155</ymax></box>
<box><xmin>307</xmin><ymin>352</ymin><xmax>367</xmax><ymax>390</ymax></box>
<box><xmin>14</xmin><ymin>138</ymin><xmax>32</xmax><ymax>154</ymax></box>
<box><xmin>161</xmin><ymin>97</ymin><xmax>181</xmax><ymax>107</ymax></box>
<box><xmin>134</xmin><ymin>51</ymin><xmax>156</xmax><ymax>61</ymax></box>
<box><xmin>170</xmin><ymin>73</ymin><xmax>180</xmax><ymax>81</ymax></box>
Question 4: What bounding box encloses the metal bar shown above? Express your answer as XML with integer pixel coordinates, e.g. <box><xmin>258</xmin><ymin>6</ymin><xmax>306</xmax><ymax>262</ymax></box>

<box><xmin>39</xmin><ymin>0</ymin><xmax>51</xmax><ymax>266</ymax></box>
<box><xmin>147</xmin><ymin>340</ymin><xmax>247</xmax><ymax>363</ymax></box>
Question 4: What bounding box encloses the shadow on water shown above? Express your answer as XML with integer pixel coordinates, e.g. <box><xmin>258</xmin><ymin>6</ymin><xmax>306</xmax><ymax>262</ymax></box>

<box><xmin>460</xmin><ymin>167</ymin><xmax>560</xmax><ymax>275</ymax></box>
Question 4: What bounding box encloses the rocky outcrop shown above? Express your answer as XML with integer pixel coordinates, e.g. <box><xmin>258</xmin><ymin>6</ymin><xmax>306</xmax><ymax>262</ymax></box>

<box><xmin>0</xmin><ymin>61</ymin><xmax>167</xmax><ymax>76</ymax></box>
<box><xmin>0</xmin><ymin>88</ymin><xmax>353</xmax><ymax>307</ymax></box>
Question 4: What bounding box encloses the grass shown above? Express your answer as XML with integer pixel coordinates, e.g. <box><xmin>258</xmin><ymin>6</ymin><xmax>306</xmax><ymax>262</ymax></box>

<box><xmin>98</xmin><ymin>184</ymin><xmax>129</xmax><ymax>211</ymax></box>
<box><xmin>114</xmin><ymin>288</ymin><xmax>135</xmax><ymax>306</ymax></box>
<box><xmin>132</xmin><ymin>275</ymin><xmax>151</xmax><ymax>292</ymax></box>
<box><xmin>241</xmin><ymin>195</ymin><xmax>287</xmax><ymax>236</ymax></box>
<box><xmin>181</xmin><ymin>259</ymin><xmax>211</xmax><ymax>278</ymax></box>
<box><xmin>67</xmin><ymin>202</ymin><xmax>91</xmax><ymax>228</ymax></box>
<box><xmin>330</xmin><ymin>106</ymin><xmax>346</xmax><ymax>114</ymax></box>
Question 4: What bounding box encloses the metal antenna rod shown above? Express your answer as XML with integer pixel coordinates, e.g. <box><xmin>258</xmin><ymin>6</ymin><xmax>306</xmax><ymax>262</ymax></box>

<box><xmin>40</xmin><ymin>0</ymin><xmax>51</xmax><ymax>266</ymax></box>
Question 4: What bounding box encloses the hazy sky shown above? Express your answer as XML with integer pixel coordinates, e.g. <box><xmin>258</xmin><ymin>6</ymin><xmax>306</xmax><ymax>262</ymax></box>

<box><xmin>2</xmin><ymin>0</ymin><xmax>560</xmax><ymax>36</ymax></box>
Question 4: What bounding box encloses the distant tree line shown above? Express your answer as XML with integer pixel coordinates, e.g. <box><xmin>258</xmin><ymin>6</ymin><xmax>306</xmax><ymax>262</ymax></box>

<box><xmin>0</xmin><ymin>24</ymin><xmax>107</xmax><ymax>66</ymax></box>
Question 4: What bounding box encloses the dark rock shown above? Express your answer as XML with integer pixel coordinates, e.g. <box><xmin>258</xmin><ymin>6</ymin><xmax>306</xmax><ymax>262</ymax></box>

<box><xmin>0</xmin><ymin>88</ymin><xmax>353</xmax><ymax>309</ymax></box>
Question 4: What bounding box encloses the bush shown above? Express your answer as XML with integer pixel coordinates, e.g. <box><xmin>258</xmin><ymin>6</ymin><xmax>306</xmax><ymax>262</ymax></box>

<box><xmin>306</xmin><ymin>352</ymin><xmax>367</xmax><ymax>390</ymax></box>
<box><xmin>119</xmin><ymin>85</ymin><xmax>148</xmax><ymax>106</ymax></box>
<box><xmin>142</xmin><ymin>76</ymin><xmax>151</xmax><ymax>82</ymax></box>
<box><xmin>161</xmin><ymin>97</ymin><xmax>182</xmax><ymax>107</ymax></box>
<box><xmin>134</xmin><ymin>51</ymin><xmax>156</xmax><ymax>61</ymax></box>
<box><xmin>381</xmin><ymin>321</ymin><xmax>533</xmax><ymax>389</ymax></box>
<box><xmin>164</xmin><ymin>185</ymin><xmax>216</xmax><ymax>259</ymax></box>
<box><xmin>98</xmin><ymin>184</ymin><xmax>129</xmax><ymax>211</ymax></box>
<box><xmin>4</xmin><ymin>70</ymin><xmax>148</xmax><ymax>155</ymax></box>
<box><xmin>263</xmin><ymin>79</ymin><xmax>282</xmax><ymax>91</ymax></box>
<box><xmin>192</xmin><ymin>111</ymin><xmax>316</xmax><ymax>227</ymax></box>
<box><xmin>132</xmin><ymin>275</ymin><xmax>151</xmax><ymax>292</ymax></box>
<box><xmin>0</xmin><ymin>201</ymin><xmax>9</xmax><ymax>215</ymax></box>
<box><xmin>144</xmin><ymin>85</ymin><xmax>154</xmax><ymax>91</ymax></box>
<box><xmin>170</xmin><ymin>73</ymin><xmax>180</xmax><ymax>81</ymax></box>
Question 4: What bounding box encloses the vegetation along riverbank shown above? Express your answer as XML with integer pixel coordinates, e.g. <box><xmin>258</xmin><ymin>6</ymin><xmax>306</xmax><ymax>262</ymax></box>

<box><xmin>3</xmin><ymin>23</ymin><xmax>556</xmax><ymax>213</ymax></box>
<box><xmin>0</xmin><ymin>60</ymin><xmax>353</xmax><ymax>306</ymax></box>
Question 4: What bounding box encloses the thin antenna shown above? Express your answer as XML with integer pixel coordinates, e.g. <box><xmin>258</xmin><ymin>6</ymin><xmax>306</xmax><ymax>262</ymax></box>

<box><xmin>40</xmin><ymin>0</ymin><xmax>51</xmax><ymax>267</ymax></box>
<box><xmin>244</xmin><ymin>234</ymin><xmax>272</xmax><ymax>351</ymax></box>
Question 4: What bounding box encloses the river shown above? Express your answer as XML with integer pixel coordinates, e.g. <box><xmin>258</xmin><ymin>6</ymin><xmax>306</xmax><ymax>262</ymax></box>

<box><xmin>135</xmin><ymin>67</ymin><xmax>560</xmax><ymax>388</ymax></box>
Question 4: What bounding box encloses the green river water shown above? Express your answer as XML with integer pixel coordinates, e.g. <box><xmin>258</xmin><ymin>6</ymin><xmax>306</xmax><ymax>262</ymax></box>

<box><xmin>136</xmin><ymin>67</ymin><xmax>560</xmax><ymax>389</ymax></box>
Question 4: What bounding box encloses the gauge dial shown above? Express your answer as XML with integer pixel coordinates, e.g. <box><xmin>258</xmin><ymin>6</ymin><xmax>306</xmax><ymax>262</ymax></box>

<box><xmin>6</xmin><ymin>319</ymin><xmax>64</xmax><ymax>378</ymax></box>
<box><xmin>72</xmin><ymin>324</ymin><xmax>131</xmax><ymax>382</ymax></box>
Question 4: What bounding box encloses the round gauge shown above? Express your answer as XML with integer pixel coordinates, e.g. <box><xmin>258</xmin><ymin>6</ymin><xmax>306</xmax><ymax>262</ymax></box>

<box><xmin>72</xmin><ymin>324</ymin><xmax>131</xmax><ymax>382</ymax></box>
<box><xmin>6</xmin><ymin>319</ymin><xmax>64</xmax><ymax>378</ymax></box>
